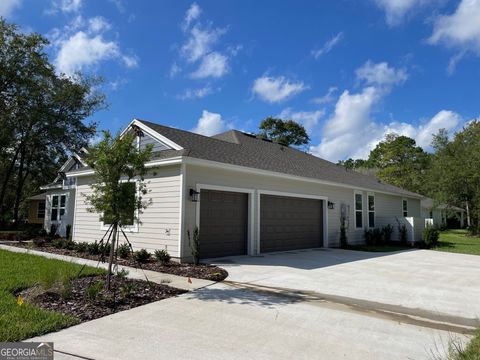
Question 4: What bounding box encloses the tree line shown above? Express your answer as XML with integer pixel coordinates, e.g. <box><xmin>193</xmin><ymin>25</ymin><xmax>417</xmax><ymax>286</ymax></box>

<box><xmin>0</xmin><ymin>19</ymin><xmax>104</xmax><ymax>226</ymax></box>
<box><xmin>338</xmin><ymin>123</ymin><xmax>480</xmax><ymax>233</ymax></box>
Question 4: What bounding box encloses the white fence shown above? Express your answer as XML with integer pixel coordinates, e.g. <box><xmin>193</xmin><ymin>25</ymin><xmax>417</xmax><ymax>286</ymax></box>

<box><xmin>376</xmin><ymin>216</ymin><xmax>426</xmax><ymax>245</ymax></box>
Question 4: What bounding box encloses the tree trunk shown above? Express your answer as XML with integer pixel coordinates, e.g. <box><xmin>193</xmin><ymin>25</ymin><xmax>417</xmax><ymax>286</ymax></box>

<box><xmin>0</xmin><ymin>146</ymin><xmax>20</xmax><ymax>212</ymax></box>
<box><xmin>106</xmin><ymin>222</ymin><xmax>118</xmax><ymax>290</ymax></box>
<box><xmin>12</xmin><ymin>147</ymin><xmax>26</xmax><ymax>227</ymax></box>
<box><xmin>466</xmin><ymin>201</ymin><xmax>471</xmax><ymax>228</ymax></box>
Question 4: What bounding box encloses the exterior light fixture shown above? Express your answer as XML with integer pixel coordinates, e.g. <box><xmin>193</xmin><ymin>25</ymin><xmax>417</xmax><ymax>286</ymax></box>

<box><xmin>328</xmin><ymin>201</ymin><xmax>335</xmax><ymax>210</ymax></box>
<box><xmin>189</xmin><ymin>189</ymin><xmax>200</xmax><ymax>202</ymax></box>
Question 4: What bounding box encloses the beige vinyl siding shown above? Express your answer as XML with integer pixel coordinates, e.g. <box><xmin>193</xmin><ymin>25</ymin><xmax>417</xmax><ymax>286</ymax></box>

<box><xmin>72</xmin><ymin>165</ymin><xmax>182</xmax><ymax>257</ymax></box>
<box><xmin>139</xmin><ymin>132</ymin><xmax>170</xmax><ymax>152</ymax></box>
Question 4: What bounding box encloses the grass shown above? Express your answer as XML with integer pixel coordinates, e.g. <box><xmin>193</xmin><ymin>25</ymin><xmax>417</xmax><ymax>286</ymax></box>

<box><xmin>445</xmin><ymin>330</ymin><xmax>480</xmax><ymax>360</ymax></box>
<box><xmin>435</xmin><ymin>229</ymin><xmax>480</xmax><ymax>256</ymax></box>
<box><xmin>0</xmin><ymin>249</ymin><xmax>104</xmax><ymax>341</ymax></box>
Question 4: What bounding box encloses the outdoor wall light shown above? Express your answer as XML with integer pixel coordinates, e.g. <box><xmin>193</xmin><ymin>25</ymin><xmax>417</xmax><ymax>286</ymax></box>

<box><xmin>189</xmin><ymin>189</ymin><xmax>200</xmax><ymax>202</ymax></box>
<box><xmin>328</xmin><ymin>201</ymin><xmax>335</xmax><ymax>210</ymax></box>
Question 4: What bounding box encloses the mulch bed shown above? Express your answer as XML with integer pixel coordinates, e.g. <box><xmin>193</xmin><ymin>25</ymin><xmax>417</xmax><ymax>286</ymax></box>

<box><xmin>23</xmin><ymin>275</ymin><xmax>187</xmax><ymax>322</ymax></box>
<box><xmin>10</xmin><ymin>242</ymin><xmax>228</xmax><ymax>282</ymax></box>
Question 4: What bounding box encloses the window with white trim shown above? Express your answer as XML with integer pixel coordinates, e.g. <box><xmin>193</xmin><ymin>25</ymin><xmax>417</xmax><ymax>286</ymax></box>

<box><xmin>355</xmin><ymin>192</ymin><xmax>363</xmax><ymax>229</ymax></box>
<box><xmin>368</xmin><ymin>194</ymin><xmax>375</xmax><ymax>228</ymax></box>
<box><xmin>37</xmin><ymin>202</ymin><xmax>45</xmax><ymax>219</ymax></box>
<box><xmin>51</xmin><ymin>195</ymin><xmax>66</xmax><ymax>221</ymax></box>
<box><xmin>402</xmin><ymin>199</ymin><xmax>408</xmax><ymax>217</ymax></box>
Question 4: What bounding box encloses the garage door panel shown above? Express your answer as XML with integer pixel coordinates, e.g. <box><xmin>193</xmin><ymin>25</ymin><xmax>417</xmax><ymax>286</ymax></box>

<box><xmin>260</xmin><ymin>194</ymin><xmax>323</xmax><ymax>253</ymax></box>
<box><xmin>199</xmin><ymin>189</ymin><xmax>248</xmax><ymax>258</ymax></box>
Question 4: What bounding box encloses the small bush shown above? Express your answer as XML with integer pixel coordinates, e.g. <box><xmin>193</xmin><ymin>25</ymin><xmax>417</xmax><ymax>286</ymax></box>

<box><xmin>100</xmin><ymin>242</ymin><xmax>111</xmax><ymax>256</ymax></box>
<box><xmin>382</xmin><ymin>224</ymin><xmax>394</xmax><ymax>243</ymax></box>
<box><xmin>364</xmin><ymin>228</ymin><xmax>383</xmax><ymax>245</ymax></box>
<box><xmin>75</xmin><ymin>241</ymin><xmax>89</xmax><ymax>253</ymax></box>
<box><xmin>420</xmin><ymin>226</ymin><xmax>439</xmax><ymax>249</ymax></box>
<box><xmin>120</xmin><ymin>283</ymin><xmax>136</xmax><ymax>299</ymax></box>
<box><xmin>66</xmin><ymin>224</ymin><xmax>72</xmax><ymax>240</ymax></box>
<box><xmin>117</xmin><ymin>268</ymin><xmax>129</xmax><ymax>278</ymax></box>
<box><xmin>340</xmin><ymin>219</ymin><xmax>348</xmax><ymax>248</ymax></box>
<box><xmin>154</xmin><ymin>249</ymin><xmax>171</xmax><ymax>265</ymax></box>
<box><xmin>87</xmin><ymin>241</ymin><xmax>101</xmax><ymax>255</ymax></box>
<box><xmin>117</xmin><ymin>243</ymin><xmax>131</xmax><ymax>259</ymax></box>
<box><xmin>133</xmin><ymin>249</ymin><xmax>151</xmax><ymax>263</ymax></box>
<box><xmin>63</xmin><ymin>239</ymin><xmax>76</xmax><ymax>250</ymax></box>
<box><xmin>188</xmin><ymin>227</ymin><xmax>200</xmax><ymax>265</ymax></box>
<box><xmin>85</xmin><ymin>281</ymin><xmax>104</xmax><ymax>302</ymax></box>
<box><xmin>49</xmin><ymin>224</ymin><xmax>57</xmax><ymax>237</ymax></box>
<box><xmin>52</xmin><ymin>239</ymin><xmax>64</xmax><ymax>249</ymax></box>
<box><xmin>32</xmin><ymin>237</ymin><xmax>46</xmax><ymax>247</ymax></box>
<box><xmin>395</xmin><ymin>219</ymin><xmax>408</xmax><ymax>244</ymax></box>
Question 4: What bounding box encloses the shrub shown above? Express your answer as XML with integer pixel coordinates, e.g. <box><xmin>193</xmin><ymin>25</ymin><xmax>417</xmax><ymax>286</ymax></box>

<box><xmin>49</xmin><ymin>224</ymin><xmax>57</xmax><ymax>237</ymax></box>
<box><xmin>52</xmin><ymin>239</ymin><xmax>64</xmax><ymax>249</ymax></box>
<box><xmin>85</xmin><ymin>281</ymin><xmax>104</xmax><ymax>302</ymax></box>
<box><xmin>100</xmin><ymin>242</ymin><xmax>111</xmax><ymax>256</ymax></box>
<box><xmin>188</xmin><ymin>227</ymin><xmax>200</xmax><ymax>265</ymax></box>
<box><xmin>63</xmin><ymin>239</ymin><xmax>76</xmax><ymax>250</ymax></box>
<box><xmin>32</xmin><ymin>237</ymin><xmax>46</xmax><ymax>247</ymax></box>
<box><xmin>420</xmin><ymin>226</ymin><xmax>439</xmax><ymax>249</ymax></box>
<box><xmin>120</xmin><ymin>283</ymin><xmax>136</xmax><ymax>299</ymax></box>
<box><xmin>364</xmin><ymin>228</ymin><xmax>383</xmax><ymax>245</ymax></box>
<box><xmin>382</xmin><ymin>224</ymin><xmax>394</xmax><ymax>243</ymax></box>
<box><xmin>117</xmin><ymin>268</ymin><xmax>129</xmax><ymax>278</ymax></box>
<box><xmin>395</xmin><ymin>218</ymin><xmax>408</xmax><ymax>244</ymax></box>
<box><xmin>75</xmin><ymin>241</ymin><xmax>89</xmax><ymax>253</ymax></box>
<box><xmin>340</xmin><ymin>219</ymin><xmax>348</xmax><ymax>248</ymax></box>
<box><xmin>117</xmin><ymin>243</ymin><xmax>131</xmax><ymax>259</ymax></box>
<box><xmin>87</xmin><ymin>241</ymin><xmax>101</xmax><ymax>255</ymax></box>
<box><xmin>133</xmin><ymin>249</ymin><xmax>151</xmax><ymax>263</ymax></box>
<box><xmin>154</xmin><ymin>249</ymin><xmax>171</xmax><ymax>265</ymax></box>
<box><xmin>66</xmin><ymin>224</ymin><xmax>72</xmax><ymax>240</ymax></box>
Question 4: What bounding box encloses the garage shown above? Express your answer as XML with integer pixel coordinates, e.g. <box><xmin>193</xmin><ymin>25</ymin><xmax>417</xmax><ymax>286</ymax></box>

<box><xmin>260</xmin><ymin>194</ymin><xmax>323</xmax><ymax>253</ymax></box>
<box><xmin>199</xmin><ymin>189</ymin><xmax>248</xmax><ymax>258</ymax></box>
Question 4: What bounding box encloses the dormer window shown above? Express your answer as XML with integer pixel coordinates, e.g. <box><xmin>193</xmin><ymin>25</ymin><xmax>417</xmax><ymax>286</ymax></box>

<box><xmin>63</xmin><ymin>177</ymin><xmax>76</xmax><ymax>188</ymax></box>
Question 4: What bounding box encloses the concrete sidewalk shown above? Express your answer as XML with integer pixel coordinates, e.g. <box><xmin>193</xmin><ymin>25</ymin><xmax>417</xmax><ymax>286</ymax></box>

<box><xmin>30</xmin><ymin>282</ymin><xmax>467</xmax><ymax>360</ymax></box>
<box><xmin>0</xmin><ymin>244</ymin><xmax>214</xmax><ymax>291</ymax></box>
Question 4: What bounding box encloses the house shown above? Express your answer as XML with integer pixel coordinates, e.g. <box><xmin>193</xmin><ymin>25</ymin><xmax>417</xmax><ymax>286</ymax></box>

<box><xmin>44</xmin><ymin>119</ymin><xmax>425</xmax><ymax>262</ymax></box>
<box><xmin>27</xmin><ymin>193</ymin><xmax>46</xmax><ymax>225</ymax></box>
<box><xmin>421</xmin><ymin>198</ymin><xmax>465</xmax><ymax>228</ymax></box>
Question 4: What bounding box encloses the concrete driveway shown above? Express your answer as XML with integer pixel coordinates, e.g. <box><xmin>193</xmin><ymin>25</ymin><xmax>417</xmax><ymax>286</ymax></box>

<box><xmin>30</xmin><ymin>248</ymin><xmax>478</xmax><ymax>360</ymax></box>
<box><xmin>214</xmin><ymin>248</ymin><xmax>480</xmax><ymax>321</ymax></box>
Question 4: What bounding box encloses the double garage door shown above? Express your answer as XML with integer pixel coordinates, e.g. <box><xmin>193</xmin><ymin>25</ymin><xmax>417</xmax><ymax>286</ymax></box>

<box><xmin>199</xmin><ymin>190</ymin><xmax>323</xmax><ymax>259</ymax></box>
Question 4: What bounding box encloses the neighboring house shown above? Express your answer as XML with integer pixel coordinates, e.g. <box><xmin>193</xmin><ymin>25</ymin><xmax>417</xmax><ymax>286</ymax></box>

<box><xmin>27</xmin><ymin>193</ymin><xmax>46</xmax><ymax>225</ymax></box>
<box><xmin>421</xmin><ymin>198</ymin><xmax>465</xmax><ymax>228</ymax></box>
<box><xmin>43</xmin><ymin>119</ymin><xmax>426</xmax><ymax>262</ymax></box>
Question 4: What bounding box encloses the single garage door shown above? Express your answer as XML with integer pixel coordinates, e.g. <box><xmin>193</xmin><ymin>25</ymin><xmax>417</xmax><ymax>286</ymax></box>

<box><xmin>260</xmin><ymin>194</ymin><xmax>323</xmax><ymax>253</ymax></box>
<box><xmin>199</xmin><ymin>189</ymin><xmax>248</xmax><ymax>258</ymax></box>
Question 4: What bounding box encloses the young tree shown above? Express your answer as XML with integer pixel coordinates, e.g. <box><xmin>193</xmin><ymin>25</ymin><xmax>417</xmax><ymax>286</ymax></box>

<box><xmin>0</xmin><ymin>19</ymin><xmax>105</xmax><ymax>225</ymax></box>
<box><xmin>84</xmin><ymin>131</ymin><xmax>153</xmax><ymax>289</ymax></box>
<box><xmin>258</xmin><ymin>117</ymin><xmax>310</xmax><ymax>146</ymax></box>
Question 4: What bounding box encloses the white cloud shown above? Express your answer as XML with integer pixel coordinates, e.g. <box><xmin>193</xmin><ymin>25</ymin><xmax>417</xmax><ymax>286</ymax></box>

<box><xmin>192</xmin><ymin>110</ymin><xmax>227</xmax><ymax>136</ymax></box>
<box><xmin>181</xmin><ymin>25</ymin><xmax>226</xmax><ymax>63</ymax></box>
<box><xmin>311</xmin><ymin>32</ymin><xmax>344</xmax><ymax>59</ymax></box>
<box><xmin>252</xmin><ymin>76</ymin><xmax>307</xmax><ymax>103</ymax></box>
<box><xmin>0</xmin><ymin>0</ymin><xmax>21</xmax><ymax>18</ymax></box>
<box><xmin>183</xmin><ymin>2</ymin><xmax>201</xmax><ymax>31</ymax></box>
<box><xmin>374</xmin><ymin>0</ymin><xmax>437</xmax><ymax>26</ymax></box>
<box><xmin>429</xmin><ymin>0</ymin><xmax>480</xmax><ymax>54</ymax></box>
<box><xmin>178</xmin><ymin>85</ymin><xmax>215</xmax><ymax>100</ymax></box>
<box><xmin>415</xmin><ymin>110</ymin><xmax>461</xmax><ymax>149</ymax></box>
<box><xmin>169</xmin><ymin>62</ymin><xmax>181</xmax><ymax>77</ymax></box>
<box><xmin>278</xmin><ymin>108</ymin><xmax>324</xmax><ymax>133</ymax></box>
<box><xmin>312</xmin><ymin>86</ymin><xmax>338</xmax><ymax>105</ymax></box>
<box><xmin>356</xmin><ymin>60</ymin><xmax>408</xmax><ymax>87</ymax></box>
<box><xmin>190</xmin><ymin>52</ymin><xmax>228</xmax><ymax>79</ymax></box>
<box><xmin>311</xmin><ymin>87</ymin><xmax>462</xmax><ymax>161</ymax></box>
<box><xmin>47</xmin><ymin>0</ymin><xmax>82</xmax><ymax>14</ymax></box>
<box><xmin>52</xmin><ymin>17</ymin><xmax>137</xmax><ymax>75</ymax></box>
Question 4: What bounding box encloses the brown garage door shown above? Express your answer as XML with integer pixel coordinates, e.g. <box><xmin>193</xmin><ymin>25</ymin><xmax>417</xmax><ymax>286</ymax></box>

<box><xmin>260</xmin><ymin>194</ymin><xmax>323</xmax><ymax>253</ymax></box>
<box><xmin>199</xmin><ymin>189</ymin><xmax>248</xmax><ymax>258</ymax></box>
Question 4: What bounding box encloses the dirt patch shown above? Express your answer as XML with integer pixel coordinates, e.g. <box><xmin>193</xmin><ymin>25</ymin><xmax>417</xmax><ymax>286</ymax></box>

<box><xmin>27</xmin><ymin>275</ymin><xmax>187</xmax><ymax>322</ymax></box>
<box><xmin>11</xmin><ymin>242</ymin><xmax>228</xmax><ymax>282</ymax></box>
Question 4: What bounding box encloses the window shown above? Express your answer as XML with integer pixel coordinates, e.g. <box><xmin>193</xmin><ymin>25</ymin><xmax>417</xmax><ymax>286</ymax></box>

<box><xmin>355</xmin><ymin>192</ymin><xmax>363</xmax><ymax>228</ymax></box>
<box><xmin>402</xmin><ymin>199</ymin><xmax>408</xmax><ymax>217</ymax></box>
<box><xmin>37</xmin><ymin>202</ymin><xmax>45</xmax><ymax>219</ymax></box>
<box><xmin>103</xmin><ymin>182</ymin><xmax>136</xmax><ymax>227</ymax></box>
<box><xmin>63</xmin><ymin>177</ymin><xmax>76</xmax><ymax>188</ymax></box>
<box><xmin>51</xmin><ymin>195</ymin><xmax>66</xmax><ymax>221</ymax></box>
<box><xmin>368</xmin><ymin>194</ymin><xmax>375</xmax><ymax>228</ymax></box>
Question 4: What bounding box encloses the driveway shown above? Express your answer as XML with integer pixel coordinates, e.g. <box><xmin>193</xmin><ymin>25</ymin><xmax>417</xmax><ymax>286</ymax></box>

<box><xmin>30</xmin><ymin>248</ymin><xmax>478</xmax><ymax>360</ymax></box>
<box><xmin>214</xmin><ymin>248</ymin><xmax>480</xmax><ymax>321</ymax></box>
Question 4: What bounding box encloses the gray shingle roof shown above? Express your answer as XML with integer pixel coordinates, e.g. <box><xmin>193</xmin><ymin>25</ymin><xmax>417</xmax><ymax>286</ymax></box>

<box><xmin>143</xmin><ymin>119</ymin><xmax>423</xmax><ymax>198</ymax></box>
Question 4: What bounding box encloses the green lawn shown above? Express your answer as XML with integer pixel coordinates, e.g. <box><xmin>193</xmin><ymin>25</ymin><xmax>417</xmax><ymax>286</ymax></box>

<box><xmin>0</xmin><ymin>249</ymin><xmax>104</xmax><ymax>341</ymax></box>
<box><xmin>435</xmin><ymin>229</ymin><xmax>480</xmax><ymax>256</ymax></box>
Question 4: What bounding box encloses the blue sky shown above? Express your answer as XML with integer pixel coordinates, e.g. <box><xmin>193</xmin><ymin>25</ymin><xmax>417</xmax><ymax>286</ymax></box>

<box><xmin>2</xmin><ymin>0</ymin><xmax>479</xmax><ymax>161</ymax></box>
